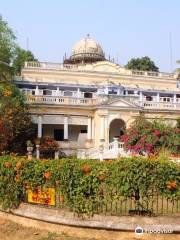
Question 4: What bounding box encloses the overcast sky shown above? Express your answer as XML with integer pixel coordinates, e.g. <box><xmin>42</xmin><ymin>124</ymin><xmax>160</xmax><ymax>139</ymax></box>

<box><xmin>1</xmin><ymin>0</ymin><xmax>180</xmax><ymax>72</ymax></box>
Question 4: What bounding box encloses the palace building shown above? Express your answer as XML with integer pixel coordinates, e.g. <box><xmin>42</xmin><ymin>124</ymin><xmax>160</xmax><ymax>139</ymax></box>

<box><xmin>15</xmin><ymin>35</ymin><xmax>180</xmax><ymax>158</ymax></box>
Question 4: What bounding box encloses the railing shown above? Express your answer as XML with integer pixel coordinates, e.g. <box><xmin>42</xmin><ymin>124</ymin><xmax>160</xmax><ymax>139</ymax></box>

<box><xmin>26</xmin><ymin>187</ymin><xmax>180</xmax><ymax>217</ymax></box>
<box><xmin>26</xmin><ymin>95</ymin><xmax>96</xmax><ymax>105</ymax></box>
<box><xmin>82</xmin><ymin>140</ymin><xmax>125</xmax><ymax>160</ymax></box>
<box><xmin>141</xmin><ymin>101</ymin><xmax>180</xmax><ymax>110</ymax></box>
<box><xmin>108</xmin><ymin>141</ymin><xmax>124</xmax><ymax>150</ymax></box>
<box><xmin>24</xmin><ymin>61</ymin><xmax>177</xmax><ymax>79</ymax></box>
<box><xmin>26</xmin><ymin>94</ymin><xmax>180</xmax><ymax>110</ymax></box>
<box><xmin>24</xmin><ymin>61</ymin><xmax>78</xmax><ymax>70</ymax></box>
<box><xmin>131</xmin><ymin>70</ymin><xmax>176</xmax><ymax>78</ymax></box>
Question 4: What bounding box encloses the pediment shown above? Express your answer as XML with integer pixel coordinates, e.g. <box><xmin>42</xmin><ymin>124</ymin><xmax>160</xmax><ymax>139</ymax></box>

<box><xmin>92</xmin><ymin>61</ymin><xmax>121</xmax><ymax>73</ymax></box>
<box><xmin>99</xmin><ymin>97</ymin><xmax>140</xmax><ymax>109</ymax></box>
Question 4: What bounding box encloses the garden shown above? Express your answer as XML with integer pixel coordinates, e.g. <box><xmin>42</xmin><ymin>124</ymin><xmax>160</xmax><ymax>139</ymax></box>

<box><xmin>0</xmin><ymin>155</ymin><xmax>179</xmax><ymax>217</ymax></box>
<box><xmin>0</xmin><ymin>80</ymin><xmax>180</xmax><ymax>217</ymax></box>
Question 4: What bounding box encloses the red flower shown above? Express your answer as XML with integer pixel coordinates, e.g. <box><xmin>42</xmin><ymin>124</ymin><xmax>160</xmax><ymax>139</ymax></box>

<box><xmin>82</xmin><ymin>164</ymin><xmax>91</xmax><ymax>174</ymax></box>
<box><xmin>121</xmin><ymin>135</ymin><xmax>129</xmax><ymax>142</ymax></box>
<box><xmin>166</xmin><ymin>181</ymin><xmax>177</xmax><ymax>190</ymax></box>
<box><xmin>153</xmin><ymin>130</ymin><xmax>161</xmax><ymax>137</ymax></box>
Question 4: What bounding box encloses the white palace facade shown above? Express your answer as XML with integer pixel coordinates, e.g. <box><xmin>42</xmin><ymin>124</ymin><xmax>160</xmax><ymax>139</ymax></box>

<box><xmin>15</xmin><ymin>36</ymin><xmax>180</xmax><ymax>158</ymax></box>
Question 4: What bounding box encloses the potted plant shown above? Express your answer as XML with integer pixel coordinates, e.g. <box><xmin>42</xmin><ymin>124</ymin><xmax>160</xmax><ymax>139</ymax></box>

<box><xmin>26</xmin><ymin>140</ymin><xmax>33</xmax><ymax>152</ymax></box>
<box><xmin>39</xmin><ymin>137</ymin><xmax>59</xmax><ymax>159</ymax></box>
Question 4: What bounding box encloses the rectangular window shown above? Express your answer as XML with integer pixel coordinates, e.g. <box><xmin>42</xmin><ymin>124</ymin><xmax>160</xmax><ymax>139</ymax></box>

<box><xmin>54</xmin><ymin>129</ymin><xmax>64</xmax><ymax>141</ymax></box>
<box><xmin>108</xmin><ymin>90</ymin><xmax>117</xmax><ymax>95</ymax></box>
<box><xmin>84</xmin><ymin>92</ymin><xmax>93</xmax><ymax>98</ymax></box>
<box><xmin>80</xmin><ymin>129</ymin><xmax>87</xmax><ymax>133</ymax></box>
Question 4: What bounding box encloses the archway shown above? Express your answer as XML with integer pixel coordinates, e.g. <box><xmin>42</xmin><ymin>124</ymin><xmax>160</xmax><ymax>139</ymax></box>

<box><xmin>109</xmin><ymin>119</ymin><xmax>126</xmax><ymax>142</ymax></box>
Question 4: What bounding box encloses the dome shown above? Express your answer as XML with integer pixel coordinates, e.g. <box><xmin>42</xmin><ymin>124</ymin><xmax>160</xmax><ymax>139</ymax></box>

<box><xmin>70</xmin><ymin>35</ymin><xmax>105</xmax><ymax>63</ymax></box>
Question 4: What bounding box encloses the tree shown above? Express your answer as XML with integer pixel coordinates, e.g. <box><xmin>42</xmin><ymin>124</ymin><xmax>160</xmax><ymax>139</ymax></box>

<box><xmin>0</xmin><ymin>16</ymin><xmax>16</xmax><ymax>82</ymax></box>
<box><xmin>13</xmin><ymin>47</ymin><xmax>38</xmax><ymax>75</ymax></box>
<box><xmin>0</xmin><ymin>82</ymin><xmax>35</xmax><ymax>154</ymax></box>
<box><xmin>0</xmin><ymin>16</ymin><xmax>38</xmax><ymax>78</ymax></box>
<box><xmin>0</xmin><ymin>16</ymin><xmax>36</xmax><ymax>154</ymax></box>
<box><xmin>125</xmin><ymin>56</ymin><xmax>159</xmax><ymax>72</ymax></box>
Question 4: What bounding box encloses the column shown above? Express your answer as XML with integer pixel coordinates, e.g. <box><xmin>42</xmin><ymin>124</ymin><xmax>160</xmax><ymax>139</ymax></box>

<box><xmin>117</xmin><ymin>87</ymin><xmax>121</xmax><ymax>95</ymax></box>
<box><xmin>92</xmin><ymin>118</ymin><xmax>95</xmax><ymax>140</ymax></box>
<box><xmin>64</xmin><ymin>116</ymin><xmax>68</xmax><ymax>140</ymax></box>
<box><xmin>35</xmin><ymin>85</ymin><xmax>39</xmax><ymax>95</ymax></box>
<box><xmin>134</xmin><ymin>90</ymin><xmax>138</xmax><ymax>96</ymax></box>
<box><xmin>139</xmin><ymin>91</ymin><xmax>143</xmax><ymax>106</ymax></box>
<box><xmin>87</xmin><ymin>117</ymin><xmax>92</xmax><ymax>140</ymax></box>
<box><xmin>156</xmin><ymin>93</ymin><xmax>160</xmax><ymax>102</ymax></box>
<box><xmin>139</xmin><ymin>91</ymin><xmax>143</xmax><ymax>101</ymax></box>
<box><xmin>100</xmin><ymin>116</ymin><xmax>105</xmax><ymax>140</ymax></box>
<box><xmin>173</xmin><ymin>94</ymin><xmax>177</xmax><ymax>103</ymax></box>
<box><xmin>77</xmin><ymin>88</ymin><xmax>81</xmax><ymax>98</ymax></box>
<box><xmin>38</xmin><ymin>115</ymin><xmax>42</xmax><ymax>138</ymax></box>
<box><xmin>173</xmin><ymin>94</ymin><xmax>177</xmax><ymax>108</ymax></box>
<box><xmin>56</xmin><ymin>87</ymin><xmax>60</xmax><ymax>96</ymax></box>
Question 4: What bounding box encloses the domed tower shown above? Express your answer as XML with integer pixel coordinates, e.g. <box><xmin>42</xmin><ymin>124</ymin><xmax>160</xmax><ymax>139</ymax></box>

<box><xmin>64</xmin><ymin>35</ymin><xmax>105</xmax><ymax>64</ymax></box>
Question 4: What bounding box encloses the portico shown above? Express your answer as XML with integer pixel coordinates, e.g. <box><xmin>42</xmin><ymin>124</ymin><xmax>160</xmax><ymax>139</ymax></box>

<box><xmin>34</xmin><ymin>114</ymin><xmax>95</xmax><ymax>155</ymax></box>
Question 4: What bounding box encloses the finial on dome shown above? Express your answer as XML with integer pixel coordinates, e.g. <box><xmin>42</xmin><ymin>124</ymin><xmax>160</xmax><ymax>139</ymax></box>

<box><xmin>86</xmin><ymin>33</ymin><xmax>90</xmax><ymax>38</ymax></box>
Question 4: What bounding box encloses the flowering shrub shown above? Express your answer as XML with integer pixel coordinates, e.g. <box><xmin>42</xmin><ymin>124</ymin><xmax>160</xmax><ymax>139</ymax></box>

<box><xmin>39</xmin><ymin>137</ymin><xmax>59</xmax><ymax>159</ymax></box>
<box><xmin>0</xmin><ymin>155</ymin><xmax>179</xmax><ymax>215</ymax></box>
<box><xmin>121</xmin><ymin>116</ymin><xmax>180</xmax><ymax>155</ymax></box>
<box><xmin>0</xmin><ymin>82</ymin><xmax>35</xmax><ymax>154</ymax></box>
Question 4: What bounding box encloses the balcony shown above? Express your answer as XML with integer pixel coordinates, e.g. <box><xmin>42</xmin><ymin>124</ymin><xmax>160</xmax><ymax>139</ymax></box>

<box><xmin>26</xmin><ymin>95</ymin><xmax>96</xmax><ymax>105</ymax></box>
<box><xmin>141</xmin><ymin>101</ymin><xmax>180</xmax><ymax>110</ymax></box>
<box><xmin>25</xmin><ymin>93</ymin><xmax>180</xmax><ymax>110</ymax></box>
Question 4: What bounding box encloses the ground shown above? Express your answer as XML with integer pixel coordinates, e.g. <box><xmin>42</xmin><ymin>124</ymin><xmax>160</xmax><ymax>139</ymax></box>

<box><xmin>0</xmin><ymin>217</ymin><xmax>180</xmax><ymax>240</ymax></box>
<box><xmin>0</xmin><ymin>217</ymin><xmax>95</xmax><ymax>240</ymax></box>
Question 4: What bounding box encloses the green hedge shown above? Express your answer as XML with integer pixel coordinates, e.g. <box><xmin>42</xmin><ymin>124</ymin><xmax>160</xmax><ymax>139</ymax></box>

<box><xmin>0</xmin><ymin>155</ymin><xmax>179</xmax><ymax>215</ymax></box>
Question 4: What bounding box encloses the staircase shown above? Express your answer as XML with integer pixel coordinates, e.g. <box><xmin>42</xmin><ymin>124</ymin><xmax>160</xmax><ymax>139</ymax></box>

<box><xmin>77</xmin><ymin>138</ymin><xmax>127</xmax><ymax>160</ymax></box>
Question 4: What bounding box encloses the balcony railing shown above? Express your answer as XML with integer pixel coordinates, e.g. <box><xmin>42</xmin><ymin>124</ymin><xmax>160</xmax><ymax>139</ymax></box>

<box><xmin>24</xmin><ymin>61</ymin><xmax>78</xmax><ymax>70</ymax></box>
<box><xmin>26</xmin><ymin>95</ymin><xmax>96</xmax><ymax>105</ymax></box>
<box><xmin>141</xmin><ymin>101</ymin><xmax>180</xmax><ymax>110</ymax></box>
<box><xmin>26</xmin><ymin>94</ymin><xmax>180</xmax><ymax>110</ymax></box>
<box><xmin>23</xmin><ymin>61</ymin><xmax>178</xmax><ymax>79</ymax></box>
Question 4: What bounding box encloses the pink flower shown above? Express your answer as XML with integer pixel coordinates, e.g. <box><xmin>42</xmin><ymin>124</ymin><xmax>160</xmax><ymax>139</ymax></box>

<box><xmin>153</xmin><ymin>130</ymin><xmax>161</xmax><ymax>137</ymax></box>
<box><xmin>121</xmin><ymin>135</ymin><xmax>129</xmax><ymax>142</ymax></box>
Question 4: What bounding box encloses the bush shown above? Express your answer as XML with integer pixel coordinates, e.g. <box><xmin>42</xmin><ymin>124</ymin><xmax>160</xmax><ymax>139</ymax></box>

<box><xmin>121</xmin><ymin>116</ymin><xmax>180</xmax><ymax>155</ymax></box>
<box><xmin>0</xmin><ymin>156</ymin><xmax>179</xmax><ymax>215</ymax></box>
<box><xmin>39</xmin><ymin>137</ymin><xmax>59</xmax><ymax>159</ymax></box>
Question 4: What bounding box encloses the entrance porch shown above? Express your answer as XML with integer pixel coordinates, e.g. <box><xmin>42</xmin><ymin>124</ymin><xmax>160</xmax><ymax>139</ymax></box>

<box><xmin>32</xmin><ymin>114</ymin><xmax>94</xmax><ymax>156</ymax></box>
